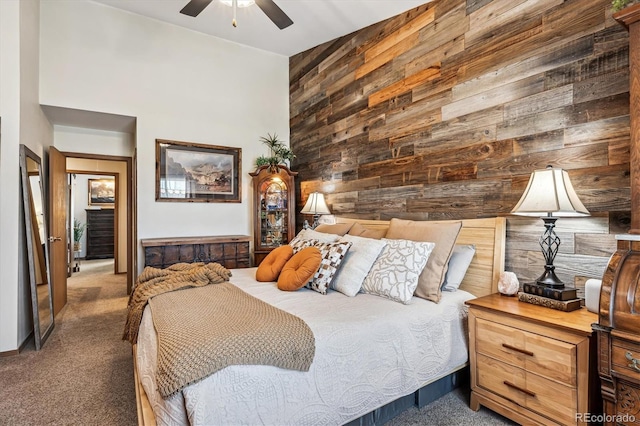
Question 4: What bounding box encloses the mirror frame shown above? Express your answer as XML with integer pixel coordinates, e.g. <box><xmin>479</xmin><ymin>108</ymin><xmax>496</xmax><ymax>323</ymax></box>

<box><xmin>19</xmin><ymin>144</ymin><xmax>54</xmax><ymax>350</ymax></box>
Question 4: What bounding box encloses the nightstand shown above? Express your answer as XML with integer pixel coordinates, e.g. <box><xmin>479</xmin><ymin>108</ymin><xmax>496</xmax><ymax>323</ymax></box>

<box><xmin>466</xmin><ymin>293</ymin><xmax>601</xmax><ymax>425</ymax></box>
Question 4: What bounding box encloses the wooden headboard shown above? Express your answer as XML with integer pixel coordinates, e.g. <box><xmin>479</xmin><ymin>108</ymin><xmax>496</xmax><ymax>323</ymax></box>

<box><xmin>334</xmin><ymin>216</ymin><xmax>507</xmax><ymax>298</ymax></box>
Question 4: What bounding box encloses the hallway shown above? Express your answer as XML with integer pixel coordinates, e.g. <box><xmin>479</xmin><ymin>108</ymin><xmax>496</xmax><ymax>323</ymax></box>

<box><xmin>0</xmin><ymin>259</ymin><xmax>137</xmax><ymax>425</ymax></box>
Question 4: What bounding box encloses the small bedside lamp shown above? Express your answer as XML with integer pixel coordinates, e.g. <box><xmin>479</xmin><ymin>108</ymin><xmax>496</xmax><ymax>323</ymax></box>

<box><xmin>511</xmin><ymin>166</ymin><xmax>589</xmax><ymax>288</ymax></box>
<box><xmin>301</xmin><ymin>192</ymin><xmax>331</xmax><ymax>229</ymax></box>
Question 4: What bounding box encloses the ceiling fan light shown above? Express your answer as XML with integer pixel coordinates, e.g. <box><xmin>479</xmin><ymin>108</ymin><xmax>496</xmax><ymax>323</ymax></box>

<box><xmin>219</xmin><ymin>0</ymin><xmax>255</xmax><ymax>7</ymax></box>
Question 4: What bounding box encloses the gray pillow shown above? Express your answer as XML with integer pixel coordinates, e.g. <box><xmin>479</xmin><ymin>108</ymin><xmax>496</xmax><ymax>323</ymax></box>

<box><xmin>441</xmin><ymin>245</ymin><xmax>476</xmax><ymax>292</ymax></box>
<box><xmin>331</xmin><ymin>234</ymin><xmax>387</xmax><ymax>297</ymax></box>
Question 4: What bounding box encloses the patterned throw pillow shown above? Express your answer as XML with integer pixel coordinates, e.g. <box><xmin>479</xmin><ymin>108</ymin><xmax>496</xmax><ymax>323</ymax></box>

<box><xmin>289</xmin><ymin>236</ymin><xmax>319</xmax><ymax>254</ymax></box>
<box><xmin>306</xmin><ymin>241</ymin><xmax>353</xmax><ymax>294</ymax></box>
<box><xmin>361</xmin><ymin>238</ymin><xmax>435</xmax><ymax>304</ymax></box>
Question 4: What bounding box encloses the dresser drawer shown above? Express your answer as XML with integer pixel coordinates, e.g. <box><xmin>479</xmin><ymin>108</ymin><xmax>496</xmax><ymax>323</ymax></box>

<box><xmin>477</xmin><ymin>353</ymin><xmax>577</xmax><ymax>424</ymax></box>
<box><xmin>476</xmin><ymin>318</ymin><xmax>576</xmax><ymax>385</ymax></box>
<box><xmin>612</xmin><ymin>338</ymin><xmax>640</xmax><ymax>383</ymax></box>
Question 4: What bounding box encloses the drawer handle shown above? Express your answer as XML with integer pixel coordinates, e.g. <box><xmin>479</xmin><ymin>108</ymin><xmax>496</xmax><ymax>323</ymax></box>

<box><xmin>503</xmin><ymin>380</ymin><xmax>536</xmax><ymax>397</ymax></box>
<box><xmin>502</xmin><ymin>343</ymin><xmax>534</xmax><ymax>357</ymax></box>
<box><xmin>626</xmin><ymin>351</ymin><xmax>640</xmax><ymax>372</ymax></box>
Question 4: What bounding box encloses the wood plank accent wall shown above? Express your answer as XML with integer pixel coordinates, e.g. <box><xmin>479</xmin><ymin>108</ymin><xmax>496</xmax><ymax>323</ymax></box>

<box><xmin>289</xmin><ymin>0</ymin><xmax>631</xmax><ymax>293</ymax></box>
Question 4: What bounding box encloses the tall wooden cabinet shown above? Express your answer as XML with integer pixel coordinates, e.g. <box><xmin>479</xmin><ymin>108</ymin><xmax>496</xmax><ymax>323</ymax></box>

<box><xmin>592</xmin><ymin>7</ymin><xmax>640</xmax><ymax>426</ymax></box>
<box><xmin>85</xmin><ymin>208</ymin><xmax>114</xmax><ymax>260</ymax></box>
<box><xmin>594</xmin><ymin>235</ymin><xmax>640</xmax><ymax>426</ymax></box>
<box><xmin>249</xmin><ymin>165</ymin><xmax>297</xmax><ymax>266</ymax></box>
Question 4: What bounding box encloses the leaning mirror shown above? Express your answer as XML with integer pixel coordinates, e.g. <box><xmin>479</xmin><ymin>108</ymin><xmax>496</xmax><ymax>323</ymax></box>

<box><xmin>19</xmin><ymin>145</ymin><xmax>54</xmax><ymax>350</ymax></box>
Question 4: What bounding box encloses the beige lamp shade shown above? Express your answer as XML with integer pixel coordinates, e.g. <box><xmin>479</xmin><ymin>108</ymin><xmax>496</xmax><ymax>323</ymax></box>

<box><xmin>511</xmin><ymin>167</ymin><xmax>589</xmax><ymax>217</ymax></box>
<box><xmin>301</xmin><ymin>192</ymin><xmax>331</xmax><ymax>215</ymax></box>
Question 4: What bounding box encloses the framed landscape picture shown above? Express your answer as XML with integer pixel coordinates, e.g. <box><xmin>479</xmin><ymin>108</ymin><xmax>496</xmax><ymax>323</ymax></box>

<box><xmin>155</xmin><ymin>139</ymin><xmax>242</xmax><ymax>203</ymax></box>
<box><xmin>88</xmin><ymin>178</ymin><xmax>115</xmax><ymax>206</ymax></box>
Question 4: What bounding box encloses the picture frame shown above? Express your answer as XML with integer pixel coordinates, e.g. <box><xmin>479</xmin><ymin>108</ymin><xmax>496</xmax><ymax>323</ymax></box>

<box><xmin>156</xmin><ymin>139</ymin><xmax>242</xmax><ymax>203</ymax></box>
<box><xmin>88</xmin><ymin>178</ymin><xmax>115</xmax><ymax>207</ymax></box>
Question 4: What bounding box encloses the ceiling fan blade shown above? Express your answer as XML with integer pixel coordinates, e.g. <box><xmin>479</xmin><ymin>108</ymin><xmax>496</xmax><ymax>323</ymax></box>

<box><xmin>255</xmin><ymin>0</ymin><xmax>293</xmax><ymax>29</ymax></box>
<box><xmin>180</xmin><ymin>0</ymin><xmax>213</xmax><ymax>17</ymax></box>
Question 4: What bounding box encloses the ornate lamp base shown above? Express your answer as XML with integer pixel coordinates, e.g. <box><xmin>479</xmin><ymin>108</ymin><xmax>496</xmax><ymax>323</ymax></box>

<box><xmin>537</xmin><ymin>216</ymin><xmax>565</xmax><ymax>288</ymax></box>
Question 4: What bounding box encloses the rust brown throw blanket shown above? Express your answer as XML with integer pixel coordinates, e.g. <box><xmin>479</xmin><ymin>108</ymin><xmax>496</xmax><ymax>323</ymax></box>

<box><xmin>148</xmin><ymin>282</ymin><xmax>316</xmax><ymax>399</ymax></box>
<box><xmin>123</xmin><ymin>262</ymin><xmax>232</xmax><ymax>344</ymax></box>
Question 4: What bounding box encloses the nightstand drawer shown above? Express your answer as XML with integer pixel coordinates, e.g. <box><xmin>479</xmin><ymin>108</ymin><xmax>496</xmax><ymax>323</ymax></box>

<box><xmin>612</xmin><ymin>339</ymin><xmax>640</xmax><ymax>381</ymax></box>
<box><xmin>477</xmin><ymin>353</ymin><xmax>577</xmax><ymax>424</ymax></box>
<box><xmin>477</xmin><ymin>353</ymin><xmax>527</xmax><ymax>407</ymax></box>
<box><xmin>476</xmin><ymin>318</ymin><xmax>576</xmax><ymax>385</ymax></box>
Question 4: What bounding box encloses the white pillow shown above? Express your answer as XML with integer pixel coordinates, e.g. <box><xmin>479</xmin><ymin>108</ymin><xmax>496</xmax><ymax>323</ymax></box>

<box><xmin>361</xmin><ymin>238</ymin><xmax>435</xmax><ymax>304</ymax></box>
<box><xmin>291</xmin><ymin>228</ymin><xmax>340</xmax><ymax>244</ymax></box>
<box><xmin>306</xmin><ymin>241</ymin><xmax>352</xmax><ymax>295</ymax></box>
<box><xmin>331</xmin><ymin>234</ymin><xmax>387</xmax><ymax>297</ymax></box>
<box><xmin>441</xmin><ymin>245</ymin><xmax>476</xmax><ymax>292</ymax></box>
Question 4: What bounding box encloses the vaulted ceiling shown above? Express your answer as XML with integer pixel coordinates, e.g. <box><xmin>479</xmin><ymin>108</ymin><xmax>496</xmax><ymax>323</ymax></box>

<box><xmin>91</xmin><ymin>0</ymin><xmax>431</xmax><ymax>56</ymax></box>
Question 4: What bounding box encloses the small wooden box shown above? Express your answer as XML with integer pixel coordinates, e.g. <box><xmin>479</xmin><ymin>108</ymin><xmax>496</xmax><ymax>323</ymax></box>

<box><xmin>141</xmin><ymin>235</ymin><xmax>251</xmax><ymax>270</ymax></box>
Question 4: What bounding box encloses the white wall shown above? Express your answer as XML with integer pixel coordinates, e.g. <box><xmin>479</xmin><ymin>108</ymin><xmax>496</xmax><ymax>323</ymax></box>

<box><xmin>40</xmin><ymin>0</ymin><xmax>290</xmax><ymax>270</ymax></box>
<box><xmin>54</xmin><ymin>125</ymin><xmax>134</xmax><ymax>157</ymax></box>
<box><xmin>0</xmin><ymin>0</ymin><xmax>54</xmax><ymax>352</ymax></box>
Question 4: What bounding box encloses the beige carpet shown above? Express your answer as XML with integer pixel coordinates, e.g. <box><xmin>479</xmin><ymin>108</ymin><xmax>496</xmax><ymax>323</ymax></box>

<box><xmin>0</xmin><ymin>259</ymin><xmax>514</xmax><ymax>425</ymax></box>
<box><xmin>0</xmin><ymin>259</ymin><xmax>137</xmax><ymax>425</ymax></box>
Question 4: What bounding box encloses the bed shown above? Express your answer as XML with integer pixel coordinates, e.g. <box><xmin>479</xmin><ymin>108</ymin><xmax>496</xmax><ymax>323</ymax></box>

<box><xmin>132</xmin><ymin>216</ymin><xmax>506</xmax><ymax>426</ymax></box>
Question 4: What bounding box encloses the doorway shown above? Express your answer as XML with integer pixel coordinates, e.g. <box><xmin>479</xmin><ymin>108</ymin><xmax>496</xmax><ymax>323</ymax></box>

<box><xmin>49</xmin><ymin>151</ymin><xmax>134</xmax><ymax>316</ymax></box>
<box><xmin>41</xmin><ymin>106</ymin><xmax>137</xmax><ymax>317</ymax></box>
<box><xmin>69</xmin><ymin>173</ymin><xmax>117</xmax><ymax>277</ymax></box>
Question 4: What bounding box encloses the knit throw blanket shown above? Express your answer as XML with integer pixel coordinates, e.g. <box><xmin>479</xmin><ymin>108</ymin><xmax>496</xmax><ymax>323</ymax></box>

<box><xmin>148</xmin><ymin>282</ymin><xmax>316</xmax><ymax>399</ymax></box>
<box><xmin>123</xmin><ymin>262</ymin><xmax>232</xmax><ymax>344</ymax></box>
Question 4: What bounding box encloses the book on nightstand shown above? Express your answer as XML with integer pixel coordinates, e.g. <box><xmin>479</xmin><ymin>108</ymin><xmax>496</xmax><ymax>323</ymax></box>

<box><xmin>522</xmin><ymin>282</ymin><xmax>578</xmax><ymax>301</ymax></box>
<box><xmin>518</xmin><ymin>292</ymin><xmax>583</xmax><ymax>312</ymax></box>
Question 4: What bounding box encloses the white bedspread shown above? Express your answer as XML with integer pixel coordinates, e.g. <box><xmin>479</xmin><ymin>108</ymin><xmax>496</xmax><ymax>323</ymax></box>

<box><xmin>136</xmin><ymin>267</ymin><xmax>474</xmax><ymax>426</ymax></box>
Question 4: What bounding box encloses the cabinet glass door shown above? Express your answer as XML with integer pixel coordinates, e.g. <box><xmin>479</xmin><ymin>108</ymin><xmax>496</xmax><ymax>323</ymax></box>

<box><xmin>259</xmin><ymin>179</ymin><xmax>288</xmax><ymax>249</ymax></box>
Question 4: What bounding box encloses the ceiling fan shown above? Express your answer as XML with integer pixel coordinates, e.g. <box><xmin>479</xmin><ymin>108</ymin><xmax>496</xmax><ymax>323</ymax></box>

<box><xmin>180</xmin><ymin>0</ymin><xmax>293</xmax><ymax>29</ymax></box>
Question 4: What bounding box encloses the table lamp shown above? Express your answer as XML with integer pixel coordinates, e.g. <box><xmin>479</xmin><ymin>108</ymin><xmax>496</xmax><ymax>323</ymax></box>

<box><xmin>301</xmin><ymin>192</ymin><xmax>331</xmax><ymax>229</ymax></box>
<box><xmin>511</xmin><ymin>166</ymin><xmax>589</xmax><ymax>288</ymax></box>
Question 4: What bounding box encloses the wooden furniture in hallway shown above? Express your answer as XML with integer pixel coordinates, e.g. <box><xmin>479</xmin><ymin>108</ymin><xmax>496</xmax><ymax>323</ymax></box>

<box><xmin>85</xmin><ymin>209</ymin><xmax>115</xmax><ymax>260</ymax></box>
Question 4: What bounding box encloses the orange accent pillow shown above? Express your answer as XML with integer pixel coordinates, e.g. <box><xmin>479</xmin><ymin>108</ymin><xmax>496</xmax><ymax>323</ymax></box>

<box><xmin>256</xmin><ymin>245</ymin><xmax>294</xmax><ymax>282</ymax></box>
<box><xmin>277</xmin><ymin>247</ymin><xmax>322</xmax><ymax>291</ymax></box>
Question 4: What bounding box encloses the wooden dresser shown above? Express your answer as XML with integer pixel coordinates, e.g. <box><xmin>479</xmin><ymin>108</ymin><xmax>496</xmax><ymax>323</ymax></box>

<box><xmin>140</xmin><ymin>235</ymin><xmax>251</xmax><ymax>270</ymax></box>
<box><xmin>85</xmin><ymin>208</ymin><xmax>114</xmax><ymax>260</ymax></box>
<box><xmin>593</xmin><ymin>235</ymin><xmax>640</xmax><ymax>425</ymax></box>
<box><xmin>467</xmin><ymin>294</ymin><xmax>600</xmax><ymax>425</ymax></box>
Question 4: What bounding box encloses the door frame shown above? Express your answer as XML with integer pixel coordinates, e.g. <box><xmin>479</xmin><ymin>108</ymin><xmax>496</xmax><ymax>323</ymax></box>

<box><xmin>67</xmin><ymin>171</ymin><xmax>119</xmax><ymax>275</ymax></box>
<box><xmin>61</xmin><ymin>152</ymin><xmax>134</xmax><ymax>293</ymax></box>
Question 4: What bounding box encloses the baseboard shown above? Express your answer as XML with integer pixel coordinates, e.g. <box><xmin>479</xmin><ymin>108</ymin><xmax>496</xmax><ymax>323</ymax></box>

<box><xmin>0</xmin><ymin>332</ymin><xmax>33</xmax><ymax>357</ymax></box>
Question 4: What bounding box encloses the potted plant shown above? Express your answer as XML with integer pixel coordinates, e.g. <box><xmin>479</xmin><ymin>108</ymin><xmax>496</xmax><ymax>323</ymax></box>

<box><xmin>255</xmin><ymin>133</ymin><xmax>295</xmax><ymax>172</ymax></box>
<box><xmin>73</xmin><ymin>218</ymin><xmax>85</xmax><ymax>252</ymax></box>
<box><xmin>613</xmin><ymin>0</ymin><xmax>640</xmax><ymax>12</ymax></box>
